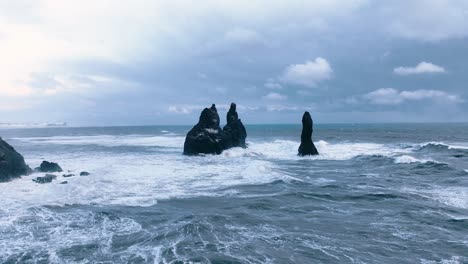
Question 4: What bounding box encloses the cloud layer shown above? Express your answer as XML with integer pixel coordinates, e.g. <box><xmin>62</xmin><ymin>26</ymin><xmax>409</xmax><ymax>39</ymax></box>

<box><xmin>281</xmin><ymin>58</ymin><xmax>333</xmax><ymax>87</ymax></box>
<box><xmin>394</xmin><ymin>62</ymin><xmax>446</xmax><ymax>75</ymax></box>
<box><xmin>0</xmin><ymin>0</ymin><xmax>467</xmax><ymax>124</ymax></box>
<box><xmin>364</xmin><ymin>88</ymin><xmax>462</xmax><ymax>105</ymax></box>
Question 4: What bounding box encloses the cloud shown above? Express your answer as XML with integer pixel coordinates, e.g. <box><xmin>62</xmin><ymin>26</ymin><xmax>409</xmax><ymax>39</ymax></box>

<box><xmin>364</xmin><ymin>88</ymin><xmax>462</xmax><ymax>105</ymax></box>
<box><xmin>266</xmin><ymin>105</ymin><xmax>299</xmax><ymax>112</ymax></box>
<box><xmin>262</xmin><ymin>92</ymin><xmax>287</xmax><ymax>100</ymax></box>
<box><xmin>1</xmin><ymin>0</ymin><xmax>468</xmax><ymax>124</ymax></box>
<box><xmin>264</xmin><ymin>79</ymin><xmax>283</xmax><ymax>90</ymax></box>
<box><xmin>224</xmin><ymin>28</ymin><xmax>263</xmax><ymax>45</ymax></box>
<box><xmin>167</xmin><ymin>106</ymin><xmax>192</xmax><ymax>114</ymax></box>
<box><xmin>393</xmin><ymin>62</ymin><xmax>446</xmax><ymax>75</ymax></box>
<box><xmin>379</xmin><ymin>0</ymin><xmax>468</xmax><ymax>41</ymax></box>
<box><xmin>281</xmin><ymin>57</ymin><xmax>332</xmax><ymax>87</ymax></box>
<box><xmin>0</xmin><ymin>86</ymin><xmax>34</xmax><ymax>97</ymax></box>
<box><xmin>168</xmin><ymin>104</ymin><xmax>260</xmax><ymax>115</ymax></box>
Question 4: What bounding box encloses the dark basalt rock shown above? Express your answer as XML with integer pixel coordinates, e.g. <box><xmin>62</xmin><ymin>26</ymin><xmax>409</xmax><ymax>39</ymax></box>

<box><xmin>37</xmin><ymin>160</ymin><xmax>62</xmax><ymax>173</ymax></box>
<box><xmin>63</xmin><ymin>174</ymin><xmax>75</xmax><ymax>178</ymax></box>
<box><xmin>0</xmin><ymin>137</ymin><xmax>32</xmax><ymax>182</ymax></box>
<box><xmin>298</xmin><ymin>111</ymin><xmax>319</xmax><ymax>156</ymax></box>
<box><xmin>80</xmin><ymin>171</ymin><xmax>90</xmax><ymax>176</ymax></box>
<box><xmin>183</xmin><ymin>104</ymin><xmax>224</xmax><ymax>155</ymax></box>
<box><xmin>222</xmin><ymin>103</ymin><xmax>247</xmax><ymax>149</ymax></box>
<box><xmin>33</xmin><ymin>174</ymin><xmax>57</xmax><ymax>184</ymax></box>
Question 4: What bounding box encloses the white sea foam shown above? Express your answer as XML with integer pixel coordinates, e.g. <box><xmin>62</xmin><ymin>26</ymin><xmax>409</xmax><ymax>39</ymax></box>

<box><xmin>403</xmin><ymin>187</ymin><xmax>468</xmax><ymax>210</ymax></box>
<box><xmin>421</xmin><ymin>256</ymin><xmax>463</xmax><ymax>264</ymax></box>
<box><xmin>0</xmin><ymin>206</ymin><xmax>143</xmax><ymax>262</ymax></box>
<box><xmin>393</xmin><ymin>155</ymin><xmax>433</xmax><ymax>164</ymax></box>
<box><xmin>432</xmin><ymin>188</ymin><xmax>468</xmax><ymax>209</ymax></box>
<box><xmin>14</xmin><ymin>135</ymin><xmax>185</xmax><ymax>148</ymax></box>
<box><xmin>15</xmin><ymin>135</ymin><xmax>419</xmax><ymax>162</ymax></box>
<box><xmin>1</xmin><ymin>148</ymin><xmax>288</xmax><ymax>213</ymax></box>
<box><xmin>419</xmin><ymin>141</ymin><xmax>468</xmax><ymax>150</ymax></box>
<box><xmin>243</xmin><ymin>139</ymin><xmax>412</xmax><ymax>161</ymax></box>
<box><xmin>0</xmin><ymin>136</ymin><xmax>449</xmax><ymax>213</ymax></box>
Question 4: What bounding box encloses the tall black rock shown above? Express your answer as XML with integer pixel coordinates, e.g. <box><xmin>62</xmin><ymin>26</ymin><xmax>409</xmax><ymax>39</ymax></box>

<box><xmin>0</xmin><ymin>137</ymin><xmax>32</xmax><ymax>182</ymax></box>
<box><xmin>222</xmin><ymin>103</ymin><xmax>247</xmax><ymax>149</ymax></box>
<box><xmin>183</xmin><ymin>104</ymin><xmax>224</xmax><ymax>155</ymax></box>
<box><xmin>298</xmin><ymin>111</ymin><xmax>319</xmax><ymax>156</ymax></box>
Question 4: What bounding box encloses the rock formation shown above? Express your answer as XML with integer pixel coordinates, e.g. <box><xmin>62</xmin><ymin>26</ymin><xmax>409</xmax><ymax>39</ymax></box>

<box><xmin>298</xmin><ymin>111</ymin><xmax>319</xmax><ymax>156</ymax></box>
<box><xmin>0</xmin><ymin>137</ymin><xmax>31</xmax><ymax>182</ymax></box>
<box><xmin>222</xmin><ymin>103</ymin><xmax>247</xmax><ymax>149</ymax></box>
<box><xmin>33</xmin><ymin>174</ymin><xmax>57</xmax><ymax>184</ymax></box>
<box><xmin>183</xmin><ymin>103</ymin><xmax>249</xmax><ymax>155</ymax></box>
<box><xmin>37</xmin><ymin>160</ymin><xmax>63</xmax><ymax>173</ymax></box>
<box><xmin>183</xmin><ymin>104</ymin><xmax>224</xmax><ymax>155</ymax></box>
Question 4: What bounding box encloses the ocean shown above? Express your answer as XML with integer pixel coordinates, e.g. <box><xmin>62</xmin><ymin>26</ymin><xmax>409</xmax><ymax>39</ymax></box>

<box><xmin>1</xmin><ymin>123</ymin><xmax>468</xmax><ymax>263</ymax></box>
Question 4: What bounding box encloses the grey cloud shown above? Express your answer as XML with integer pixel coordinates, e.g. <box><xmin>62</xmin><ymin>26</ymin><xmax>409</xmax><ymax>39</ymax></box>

<box><xmin>1</xmin><ymin>1</ymin><xmax>468</xmax><ymax>125</ymax></box>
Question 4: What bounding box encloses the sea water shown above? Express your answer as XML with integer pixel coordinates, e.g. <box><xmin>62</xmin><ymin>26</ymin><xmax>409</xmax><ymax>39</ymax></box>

<box><xmin>1</xmin><ymin>123</ymin><xmax>468</xmax><ymax>263</ymax></box>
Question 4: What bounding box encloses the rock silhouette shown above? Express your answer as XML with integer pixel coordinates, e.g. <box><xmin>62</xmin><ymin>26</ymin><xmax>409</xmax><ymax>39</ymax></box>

<box><xmin>184</xmin><ymin>103</ymin><xmax>248</xmax><ymax>155</ymax></box>
<box><xmin>183</xmin><ymin>104</ymin><xmax>224</xmax><ymax>155</ymax></box>
<box><xmin>298</xmin><ymin>111</ymin><xmax>319</xmax><ymax>156</ymax></box>
<box><xmin>222</xmin><ymin>103</ymin><xmax>247</xmax><ymax>149</ymax></box>
<box><xmin>0</xmin><ymin>137</ymin><xmax>31</xmax><ymax>182</ymax></box>
<box><xmin>37</xmin><ymin>160</ymin><xmax>63</xmax><ymax>173</ymax></box>
<box><xmin>33</xmin><ymin>174</ymin><xmax>57</xmax><ymax>184</ymax></box>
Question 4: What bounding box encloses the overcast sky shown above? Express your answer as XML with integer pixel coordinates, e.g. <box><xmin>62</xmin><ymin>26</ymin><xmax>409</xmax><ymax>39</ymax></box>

<box><xmin>0</xmin><ymin>0</ymin><xmax>467</xmax><ymax>126</ymax></box>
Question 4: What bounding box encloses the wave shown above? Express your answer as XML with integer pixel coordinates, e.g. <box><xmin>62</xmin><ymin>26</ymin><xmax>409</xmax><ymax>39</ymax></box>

<box><xmin>16</xmin><ymin>135</ymin><xmax>418</xmax><ymax>162</ymax></box>
<box><xmin>14</xmin><ymin>135</ymin><xmax>185</xmax><ymax>148</ymax></box>
<box><xmin>417</xmin><ymin>142</ymin><xmax>468</xmax><ymax>151</ymax></box>
<box><xmin>2</xmin><ymin>148</ymin><xmax>292</xmax><ymax>212</ymax></box>
<box><xmin>393</xmin><ymin>155</ymin><xmax>435</xmax><ymax>164</ymax></box>
<box><xmin>16</xmin><ymin>135</ymin><xmax>446</xmax><ymax>164</ymax></box>
<box><xmin>403</xmin><ymin>187</ymin><xmax>468</xmax><ymax>210</ymax></box>
<box><xmin>240</xmin><ymin>140</ymin><xmax>413</xmax><ymax>161</ymax></box>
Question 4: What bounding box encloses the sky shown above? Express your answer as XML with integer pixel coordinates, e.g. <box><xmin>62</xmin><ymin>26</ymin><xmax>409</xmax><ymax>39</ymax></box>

<box><xmin>0</xmin><ymin>0</ymin><xmax>467</xmax><ymax>126</ymax></box>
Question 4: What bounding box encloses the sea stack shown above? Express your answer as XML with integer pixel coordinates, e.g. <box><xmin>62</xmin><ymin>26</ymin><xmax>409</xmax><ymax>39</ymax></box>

<box><xmin>183</xmin><ymin>104</ymin><xmax>224</xmax><ymax>155</ymax></box>
<box><xmin>0</xmin><ymin>137</ymin><xmax>32</xmax><ymax>182</ymax></box>
<box><xmin>222</xmin><ymin>103</ymin><xmax>247</xmax><ymax>149</ymax></box>
<box><xmin>37</xmin><ymin>160</ymin><xmax>63</xmax><ymax>173</ymax></box>
<box><xmin>298</xmin><ymin>111</ymin><xmax>319</xmax><ymax>156</ymax></box>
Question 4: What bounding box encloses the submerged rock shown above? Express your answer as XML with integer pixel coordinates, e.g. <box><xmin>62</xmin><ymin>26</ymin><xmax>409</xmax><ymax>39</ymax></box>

<box><xmin>37</xmin><ymin>161</ymin><xmax>62</xmax><ymax>173</ymax></box>
<box><xmin>33</xmin><ymin>174</ymin><xmax>57</xmax><ymax>184</ymax></box>
<box><xmin>80</xmin><ymin>171</ymin><xmax>90</xmax><ymax>176</ymax></box>
<box><xmin>0</xmin><ymin>137</ymin><xmax>31</xmax><ymax>182</ymax></box>
<box><xmin>63</xmin><ymin>174</ymin><xmax>75</xmax><ymax>178</ymax></box>
<box><xmin>222</xmin><ymin>103</ymin><xmax>247</xmax><ymax>149</ymax></box>
<box><xmin>183</xmin><ymin>104</ymin><xmax>224</xmax><ymax>155</ymax></box>
<box><xmin>298</xmin><ymin>111</ymin><xmax>319</xmax><ymax>156</ymax></box>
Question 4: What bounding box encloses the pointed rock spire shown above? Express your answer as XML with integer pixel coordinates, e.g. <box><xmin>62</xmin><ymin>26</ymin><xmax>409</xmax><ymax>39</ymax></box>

<box><xmin>183</xmin><ymin>104</ymin><xmax>224</xmax><ymax>155</ymax></box>
<box><xmin>298</xmin><ymin>111</ymin><xmax>319</xmax><ymax>156</ymax></box>
<box><xmin>222</xmin><ymin>103</ymin><xmax>247</xmax><ymax>149</ymax></box>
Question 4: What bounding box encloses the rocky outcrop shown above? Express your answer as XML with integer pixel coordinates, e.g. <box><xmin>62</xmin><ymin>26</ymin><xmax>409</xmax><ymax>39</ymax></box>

<box><xmin>183</xmin><ymin>104</ymin><xmax>224</xmax><ymax>155</ymax></box>
<box><xmin>37</xmin><ymin>160</ymin><xmax>62</xmax><ymax>173</ymax></box>
<box><xmin>33</xmin><ymin>174</ymin><xmax>57</xmax><ymax>184</ymax></box>
<box><xmin>0</xmin><ymin>137</ymin><xmax>31</xmax><ymax>182</ymax></box>
<box><xmin>183</xmin><ymin>103</ymin><xmax>249</xmax><ymax>155</ymax></box>
<box><xmin>222</xmin><ymin>103</ymin><xmax>247</xmax><ymax>149</ymax></box>
<box><xmin>298</xmin><ymin>111</ymin><xmax>319</xmax><ymax>156</ymax></box>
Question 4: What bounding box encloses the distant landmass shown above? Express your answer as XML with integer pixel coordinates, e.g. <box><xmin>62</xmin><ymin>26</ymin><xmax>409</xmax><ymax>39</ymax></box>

<box><xmin>0</xmin><ymin>122</ymin><xmax>67</xmax><ymax>128</ymax></box>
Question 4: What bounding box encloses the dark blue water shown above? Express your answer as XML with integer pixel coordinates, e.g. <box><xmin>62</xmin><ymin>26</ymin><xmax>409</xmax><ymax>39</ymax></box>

<box><xmin>1</xmin><ymin>124</ymin><xmax>468</xmax><ymax>263</ymax></box>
